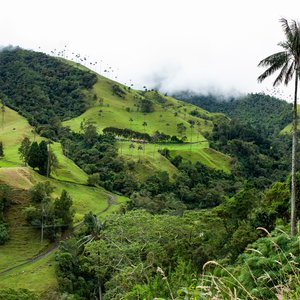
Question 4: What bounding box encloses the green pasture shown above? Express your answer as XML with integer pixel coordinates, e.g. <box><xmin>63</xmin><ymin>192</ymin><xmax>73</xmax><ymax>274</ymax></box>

<box><xmin>118</xmin><ymin>140</ymin><xmax>231</xmax><ymax>173</ymax></box>
<box><xmin>0</xmin><ymin>253</ymin><xmax>58</xmax><ymax>298</ymax></box>
<box><xmin>63</xmin><ymin>76</ymin><xmax>214</xmax><ymax>141</ymax></box>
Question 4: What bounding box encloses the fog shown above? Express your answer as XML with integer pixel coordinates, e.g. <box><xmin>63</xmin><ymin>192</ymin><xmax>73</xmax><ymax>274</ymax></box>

<box><xmin>0</xmin><ymin>0</ymin><xmax>299</xmax><ymax>100</ymax></box>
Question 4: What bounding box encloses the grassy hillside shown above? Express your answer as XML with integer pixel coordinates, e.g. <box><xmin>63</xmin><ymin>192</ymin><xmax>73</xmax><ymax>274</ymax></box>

<box><xmin>118</xmin><ymin>140</ymin><xmax>231</xmax><ymax>174</ymax></box>
<box><xmin>0</xmin><ymin>253</ymin><xmax>58</xmax><ymax>299</ymax></box>
<box><xmin>63</xmin><ymin>81</ymin><xmax>214</xmax><ymax>139</ymax></box>
<box><xmin>0</xmin><ymin>106</ymin><xmax>88</xmax><ymax>183</ymax></box>
<box><xmin>0</xmin><ymin>167</ymin><xmax>125</xmax><ymax>272</ymax></box>
<box><xmin>63</xmin><ymin>74</ymin><xmax>230</xmax><ymax>172</ymax></box>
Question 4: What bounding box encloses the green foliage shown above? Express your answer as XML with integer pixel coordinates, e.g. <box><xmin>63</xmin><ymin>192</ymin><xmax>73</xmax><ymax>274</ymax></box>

<box><xmin>178</xmin><ymin>92</ymin><xmax>292</xmax><ymax>137</ymax></box>
<box><xmin>0</xmin><ymin>223</ymin><xmax>9</xmax><ymax>245</ymax></box>
<box><xmin>38</xmin><ymin>140</ymin><xmax>48</xmax><ymax>175</ymax></box>
<box><xmin>210</xmin><ymin>118</ymin><xmax>291</xmax><ymax>186</ymax></box>
<box><xmin>54</xmin><ymin>190</ymin><xmax>74</xmax><ymax>230</ymax></box>
<box><xmin>112</xmin><ymin>84</ymin><xmax>126</xmax><ymax>98</ymax></box>
<box><xmin>0</xmin><ymin>46</ymin><xmax>97</xmax><ymax>138</ymax></box>
<box><xmin>225</xmin><ymin>228</ymin><xmax>300</xmax><ymax>299</ymax></box>
<box><xmin>0</xmin><ymin>141</ymin><xmax>3</xmax><ymax>157</ymax></box>
<box><xmin>27</xmin><ymin>142</ymin><xmax>40</xmax><ymax>169</ymax></box>
<box><xmin>56</xmin><ymin>210</ymin><xmax>225</xmax><ymax>299</ymax></box>
<box><xmin>18</xmin><ymin>136</ymin><xmax>31</xmax><ymax>166</ymax></box>
<box><xmin>24</xmin><ymin>183</ymin><xmax>74</xmax><ymax>241</ymax></box>
<box><xmin>29</xmin><ymin>181</ymin><xmax>53</xmax><ymax>203</ymax></box>
<box><xmin>0</xmin><ymin>184</ymin><xmax>11</xmax><ymax>244</ymax></box>
<box><xmin>103</xmin><ymin>126</ymin><xmax>151</xmax><ymax>141</ymax></box>
<box><xmin>27</xmin><ymin>141</ymin><xmax>54</xmax><ymax>175</ymax></box>
<box><xmin>139</xmin><ymin>98</ymin><xmax>154</xmax><ymax>113</ymax></box>
<box><xmin>0</xmin><ymin>289</ymin><xmax>39</xmax><ymax>300</ymax></box>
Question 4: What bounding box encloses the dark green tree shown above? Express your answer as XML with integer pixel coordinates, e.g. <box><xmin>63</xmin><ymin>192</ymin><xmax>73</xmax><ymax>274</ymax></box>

<box><xmin>27</xmin><ymin>142</ymin><xmax>40</xmax><ymax>169</ymax></box>
<box><xmin>29</xmin><ymin>181</ymin><xmax>54</xmax><ymax>203</ymax></box>
<box><xmin>18</xmin><ymin>137</ymin><xmax>31</xmax><ymax>166</ymax></box>
<box><xmin>54</xmin><ymin>190</ymin><xmax>74</xmax><ymax>231</ymax></box>
<box><xmin>38</xmin><ymin>141</ymin><xmax>49</xmax><ymax>175</ymax></box>
<box><xmin>258</xmin><ymin>18</ymin><xmax>300</xmax><ymax>236</ymax></box>
<box><xmin>0</xmin><ymin>141</ymin><xmax>3</xmax><ymax>158</ymax></box>
<box><xmin>84</xmin><ymin>124</ymin><xmax>98</xmax><ymax>145</ymax></box>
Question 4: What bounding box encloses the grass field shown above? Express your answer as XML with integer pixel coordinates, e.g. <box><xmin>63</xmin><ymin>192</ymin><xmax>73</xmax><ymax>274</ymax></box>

<box><xmin>0</xmin><ymin>252</ymin><xmax>59</xmax><ymax>299</ymax></box>
<box><xmin>0</xmin><ymin>106</ymin><xmax>89</xmax><ymax>184</ymax></box>
<box><xmin>118</xmin><ymin>140</ymin><xmax>231</xmax><ymax>174</ymax></box>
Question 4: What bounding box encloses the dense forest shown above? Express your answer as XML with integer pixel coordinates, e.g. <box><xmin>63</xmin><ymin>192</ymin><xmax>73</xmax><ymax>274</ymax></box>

<box><xmin>0</xmin><ymin>47</ymin><xmax>97</xmax><ymax>138</ymax></box>
<box><xmin>175</xmin><ymin>92</ymin><xmax>292</xmax><ymax>137</ymax></box>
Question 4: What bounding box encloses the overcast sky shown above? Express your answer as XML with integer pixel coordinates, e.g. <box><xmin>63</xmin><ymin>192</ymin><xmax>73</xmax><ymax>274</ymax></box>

<box><xmin>0</xmin><ymin>0</ymin><xmax>300</xmax><ymax>99</ymax></box>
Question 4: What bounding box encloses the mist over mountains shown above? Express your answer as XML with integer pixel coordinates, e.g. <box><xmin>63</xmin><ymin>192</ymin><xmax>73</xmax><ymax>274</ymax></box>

<box><xmin>172</xmin><ymin>91</ymin><xmax>292</xmax><ymax>137</ymax></box>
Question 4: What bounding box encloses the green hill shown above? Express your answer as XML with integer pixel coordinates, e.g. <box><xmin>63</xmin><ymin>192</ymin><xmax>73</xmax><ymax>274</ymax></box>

<box><xmin>0</xmin><ymin>48</ymin><xmax>233</xmax><ymax>297</ymax></box>
<box><xmin>63</xmin><ymin>74</ymin><xmax>231</xmax><ymax>173</ymax></box>
<box><xmin>176</xmin><ymin>92</ymin><xmax>292</xmax><ymax>137</ymax></box>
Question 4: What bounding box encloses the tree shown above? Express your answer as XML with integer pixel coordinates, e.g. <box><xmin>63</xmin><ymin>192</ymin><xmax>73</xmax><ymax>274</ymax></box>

<box><xmin>54</xmin><ymin>190</ymin><xmax>74</xmax><ymax>231</ymax></box>
<box><xmin>48</xmin><ymin>147</ymin><xmax>59</xmax><ymax>176</ymax></box>
<box><xmin>38</xmin><ymin>141</ymin><xmax>48</xmax><ymax>176</ymax></box>
<box><xmin>84</xmin><ymin>123</ymin><xmax>98</xmax><ymax>145</ymax></box>
<box><xmin>129</xmin><ymin>117</ymin><xmax>133</xmax><ymax>129</ymax></box>
<box><xmin>0</xmin><ymin>141</ymin><xmax>3</xmax><ymax>158</ymax></box>
<box><xmin>18</xmin><ymin>137</ymin><xmax>31</xmax><ymax>166</ymax></box>
<box><xmin>29</xmin><ymin>181</ymin><xmax>54</xmax><ymax>203</ymax></box>
<box><xmin>177</xmin><ymin>123</ymin><xmax>187</xmax><ymax>138</ymax></box>
<box><xmin>1</xmin><ymin>100</ymin><xmax>5</xmax><ymax>130</ymax></box>
<box><xmin>258</xmin><ymin>18</ymin><xmax>300</xmax><ymax>236</ymax></box>
<box><xmin>27</xmin><ymin>142</ymin><xmax>40</xmax><ymax>169</ymax></box>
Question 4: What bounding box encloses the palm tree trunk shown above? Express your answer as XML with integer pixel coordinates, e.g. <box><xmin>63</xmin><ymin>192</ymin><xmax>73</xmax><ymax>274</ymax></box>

<box><xmin>291</xmin><ymin>72</ymin><xmax>298</xmax><ymax>236</ymax></box>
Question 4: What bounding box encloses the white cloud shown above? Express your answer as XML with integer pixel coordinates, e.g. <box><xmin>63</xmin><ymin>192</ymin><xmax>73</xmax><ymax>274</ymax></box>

<box><xmin>0</xmin><ymin>0</ymin><xmax>299</xmax><ymax>99</ymax></box>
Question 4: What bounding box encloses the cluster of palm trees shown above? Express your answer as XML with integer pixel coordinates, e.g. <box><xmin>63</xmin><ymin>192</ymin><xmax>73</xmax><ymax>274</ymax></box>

<box><xmin>258</xmin><ymin>18</ymin><xmax>300</xmax><ymax>236</ymax></box>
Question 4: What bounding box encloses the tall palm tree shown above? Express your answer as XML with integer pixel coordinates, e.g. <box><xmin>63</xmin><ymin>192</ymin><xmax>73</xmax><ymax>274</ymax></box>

<box><xmin>258</xmin><ymin>18</ymin><xmax>300</xmax><ymax>236</ymax></box>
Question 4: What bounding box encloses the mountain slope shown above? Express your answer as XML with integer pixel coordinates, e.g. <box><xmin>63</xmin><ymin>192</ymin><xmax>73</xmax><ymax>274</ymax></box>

<box><xmin>63</xmin><ymin>73</ymin><xmax>231</xmax><ymax>172</ymax></box>
<box><xmin>0</xmin><ymin>47</ymin><xmax>97</xmax><ymax>128</ymax></box>
<box><xmin>175</xmin><ymin>92</ymin><xmax>292</xmax><ymax>137</ymax></box>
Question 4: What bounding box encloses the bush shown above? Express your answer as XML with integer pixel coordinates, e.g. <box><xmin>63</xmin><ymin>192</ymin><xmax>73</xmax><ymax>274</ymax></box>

<box><xmin>0</xmin><ymin>223</ymin><xmax>9</xmax><ymax>244</ymax></box>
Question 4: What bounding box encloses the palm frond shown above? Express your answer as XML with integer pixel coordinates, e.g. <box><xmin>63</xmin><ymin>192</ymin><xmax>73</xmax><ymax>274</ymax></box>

<box><xmin>284</xmin><ymin>61</ymin><xmax>295</xmax><ymax>85</ymax></box>
<box><xmin>273</xmin><ymin>59</ymin><xmax>292</xmax><ymax>86</ymax></box>
<box><xmin>258</xmin><ymin>18</ymin><xmax>300</xmax><ymax>86</ymax></box>
<box><xmin>258</xmin><ymin>51</ymin><xmax>288</xmax><ymax>68</ymax></box>
<box><xmin>280</xmin><ymin>18</ymin><xmax>294</xmax><ymax>42</ymax></box>
<box><xmin>258</xmin><ymin>52</ymin><xmax>288</xmax><ymax>83</ymax></box>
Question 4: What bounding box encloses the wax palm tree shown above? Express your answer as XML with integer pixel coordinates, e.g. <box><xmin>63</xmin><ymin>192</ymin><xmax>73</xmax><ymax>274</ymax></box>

<box><xmin>258</xmin><ymin>18</ymin><xmax>300</xmax><ymax>236</ymax></box>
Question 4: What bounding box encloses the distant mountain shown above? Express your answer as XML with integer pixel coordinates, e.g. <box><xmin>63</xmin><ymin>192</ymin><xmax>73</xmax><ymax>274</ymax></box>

<box><xmin>173</xmin><ymin>92</ymin><xmax>292</xmax><ymax>137</ymax></box>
